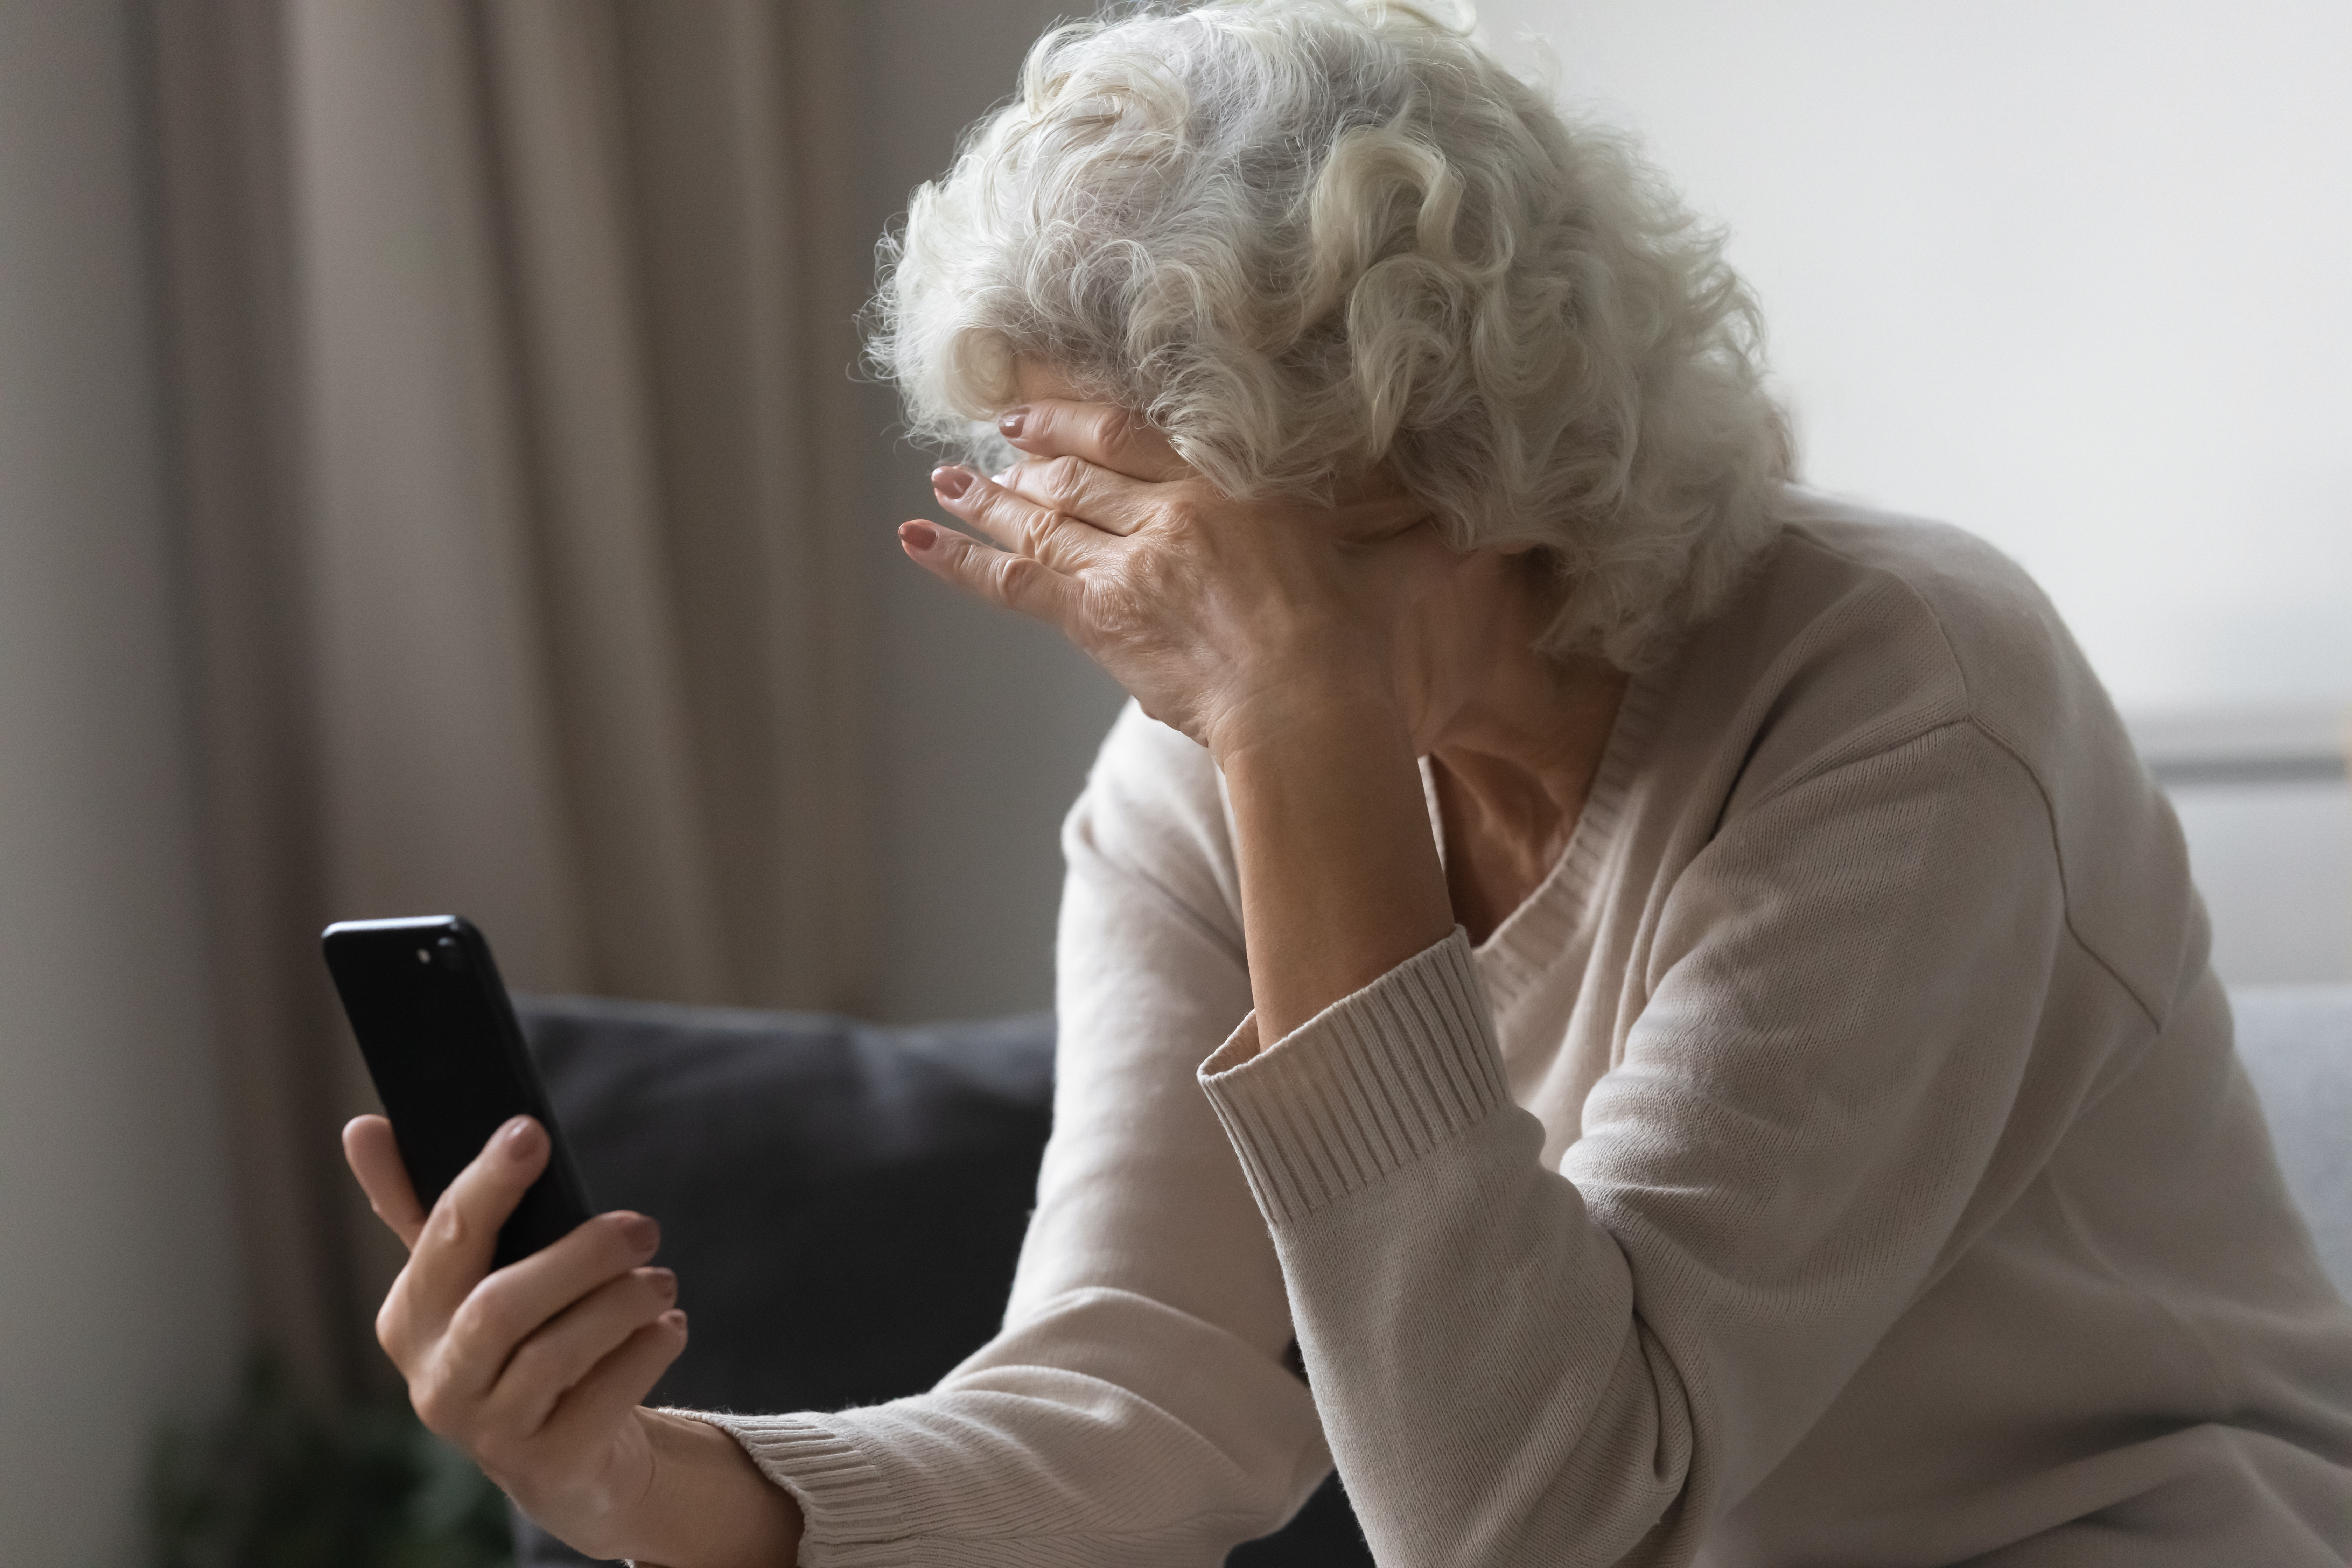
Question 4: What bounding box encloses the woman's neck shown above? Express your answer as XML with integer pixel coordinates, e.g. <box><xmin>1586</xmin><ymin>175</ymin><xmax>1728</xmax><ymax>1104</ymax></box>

<box><xmin>1427</xmin><ymin>616</ymin><xmax>1627</xmax><ymax>943</ymax></box>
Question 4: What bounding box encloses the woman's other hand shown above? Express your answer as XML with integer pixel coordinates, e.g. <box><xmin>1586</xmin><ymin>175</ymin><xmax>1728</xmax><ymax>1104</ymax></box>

<box><xmin>343</xmin><ymin>1115</ymin><xmax>800</xmax><ymax>1567</ymax></box>
<box><xmin>903</xmin><ymin>397</ymin><xmax>1451</xmax><ymax>767</ymax></box>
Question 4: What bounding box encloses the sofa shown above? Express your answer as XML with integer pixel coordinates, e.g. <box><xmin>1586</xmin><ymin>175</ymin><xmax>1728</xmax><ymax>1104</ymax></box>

<box><xmin>508</xmin><ymin>985</ymin><xmax>2352</xmax><ymax>1566</ymax></box>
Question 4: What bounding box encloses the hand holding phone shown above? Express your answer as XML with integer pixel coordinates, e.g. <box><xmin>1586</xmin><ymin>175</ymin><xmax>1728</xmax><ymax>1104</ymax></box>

<box><xmin>327</xmin><ymin>916</ymin><xmax>794</xmax><ymax>1560</ymax></box>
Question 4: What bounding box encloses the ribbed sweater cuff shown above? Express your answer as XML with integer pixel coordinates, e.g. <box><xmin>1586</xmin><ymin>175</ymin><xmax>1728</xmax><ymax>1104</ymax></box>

<box><xmin>676</xmin><ymin>1410</ymin><xmax>915</xmax><ymax>1568</ymax></box>
<box><xmin>1198</xmin><ymin>927</ymin><xmax>1509</xmax><ymax>1225</ymax></box>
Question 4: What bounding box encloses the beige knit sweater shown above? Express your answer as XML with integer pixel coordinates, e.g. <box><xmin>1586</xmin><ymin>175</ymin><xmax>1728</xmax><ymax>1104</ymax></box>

<box><xmin>704</xmin><ymin>493</ymin><xmax>2352</xmax><ymax>1566</ymax></box>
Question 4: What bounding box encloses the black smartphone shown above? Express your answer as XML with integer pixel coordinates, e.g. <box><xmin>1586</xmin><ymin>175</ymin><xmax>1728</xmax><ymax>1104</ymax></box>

<box><xmin>323</xmin><ymin>914</ymin><xmax>595</xmax><ymax>1270</ymax></box>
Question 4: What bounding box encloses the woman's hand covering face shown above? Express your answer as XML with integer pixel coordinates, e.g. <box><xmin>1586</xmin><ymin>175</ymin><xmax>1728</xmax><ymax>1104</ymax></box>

<box><xmin>904</xmin><ymin>399</ymin><xmax>1455</xmax><ymax>764</ymax></box>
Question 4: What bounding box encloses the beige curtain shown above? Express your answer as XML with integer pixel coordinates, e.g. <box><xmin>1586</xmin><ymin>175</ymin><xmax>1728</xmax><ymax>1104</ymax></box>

<box><xmin>144</xmin><ymin>0</ymin><xmax>877</xmax><ymax>1400</ymax></box>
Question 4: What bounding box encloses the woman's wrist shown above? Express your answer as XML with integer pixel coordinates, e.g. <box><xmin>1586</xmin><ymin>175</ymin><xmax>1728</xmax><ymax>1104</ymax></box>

<box><xmin>626</xmin><ymin>1409</ymin><xmax>804</xmax><ymax>1568</ymax></box>
<box><xmin>1205</xmin><ymin>666</ymin><xmax>1409</xmax><ymax>773</ymax></box>
<box><xmin>1219</xmin><ymin>685</ymin><xmax>1454</xmax><ymax>1046</ymax></box>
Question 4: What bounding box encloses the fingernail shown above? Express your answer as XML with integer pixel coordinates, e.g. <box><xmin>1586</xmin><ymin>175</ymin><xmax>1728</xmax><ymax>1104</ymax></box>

<box><xmin>899</xmin><ymin>519</ymin><xmax>939</xmax><ymax>552</ymax></box>
<box><xmin>931</xmin><ymin>465</ymin><xmax>972</xmax><ymax>499</ymax></box>
<box><xmin>662</xmin><ymin>1309</ymin><xmax>688</xmax><ymax>1333</ymax></box>
<box><xmin>501</xmin><ymin>1118</ymin><xmax>542</xmax><ymax>1159</ymax></box>
<box><xmin>621</xmin><ymin>1213</ymin><xmax>660</xmax><ymax>1256</ymax></box>
<box><xmin>997</xmin><ymin>407</ymin><xmax>1029</xmax><ymax>440</ymax></box>
<box><xmin>647</xmin><ymin>1267</ymin><xmax>678</xmax><ymax>1300</ymax></box>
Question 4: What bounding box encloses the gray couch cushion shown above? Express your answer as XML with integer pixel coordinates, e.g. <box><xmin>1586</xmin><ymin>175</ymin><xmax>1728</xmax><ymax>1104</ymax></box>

<box><xmin>2231</xmin><ymin>984</ymin><xmax>2352</xmax><ymax>1296</ymax></box>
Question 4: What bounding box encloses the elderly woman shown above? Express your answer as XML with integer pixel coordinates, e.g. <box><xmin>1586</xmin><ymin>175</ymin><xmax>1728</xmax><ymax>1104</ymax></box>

<box><xmin>343</xmin><ymin>3</ymin><xmax>2352</xmax><ymax>1564</ymax></box>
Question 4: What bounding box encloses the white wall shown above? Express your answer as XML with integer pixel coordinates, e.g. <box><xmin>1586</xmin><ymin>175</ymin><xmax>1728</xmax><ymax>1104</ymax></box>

<box><xmin>1475</xmin><ymin>0</ymin><xmax>2352</xmax><ymax>716</ymax></box>
<box><xmin>0</xmin><ymin>2</ymin><xmax>247</xmax><ymax>1560</ymax></box>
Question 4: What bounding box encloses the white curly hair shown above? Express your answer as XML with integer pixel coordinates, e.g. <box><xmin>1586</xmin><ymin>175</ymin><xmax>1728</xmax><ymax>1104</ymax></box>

<box><xmin>868</xmin><ymin>0</ymin><xmax>1792</xmax><ymax>667</ymax></box>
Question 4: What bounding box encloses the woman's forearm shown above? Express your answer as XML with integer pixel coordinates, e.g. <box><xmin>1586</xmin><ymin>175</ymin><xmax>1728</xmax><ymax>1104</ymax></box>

<box><xmin>627</xmin><ymin>1410</ymin><xmax>804</xmax><ymax>1568</ymax></box>
<box><xmin>1221</xmin><ymin>693</ymin><xmax>1456</xmax><ymax>1047</ymax></box>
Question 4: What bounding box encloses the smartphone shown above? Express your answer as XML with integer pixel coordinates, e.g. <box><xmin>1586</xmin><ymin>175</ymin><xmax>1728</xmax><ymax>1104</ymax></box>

<box><xmin>323</xmin><ymin>914</ymin><xmax>595</xmax><ymax>1270</ymax></box>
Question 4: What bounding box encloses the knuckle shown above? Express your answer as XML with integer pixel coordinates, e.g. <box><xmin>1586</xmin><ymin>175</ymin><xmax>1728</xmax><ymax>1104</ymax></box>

<box><xmin>503</xmin><ymin>1332</ymin><xmax>557</xmax><ymax>1388</ymax></box>
<box><xmin>446</xmin><ymin>1287</ymin><xmax>500</xmax><ymax>1349</ymax></box>
<box><xmin>424</xmin><ymin>1199</ymin><xmax>474</xmax><ymax>1255</ymax></box>
<box><xmin>994</xmin><ymin>553</ymin><xmax>1037</xmax><ymax>597</ymax></box>
<box><xmin>1086</xmin><ymin>407</ymin><xmax>1128</xmax><ymax>453</ymax></box>
<box><xmin>1126</xmin><ymin>546</ymin><xmax>1177</xmax><ymax>596</ymax></box>
<box><xmin>441</xmin><ymin>1312</ymin><xmax>486</xmax><ymax>1369</ymax></box>
<box><xmin>987</xmin><ymin>491</ymin><xmax>1030</xmax><ymax>538</ymax></box>
<box><xmin>934</xmin><ymin>536</ymin><xmax>979</xmax><ymax>584</ymax></box>
<box><xmin>1041</xmin><ymin>455</ymin><xmax>1087</xmax><ymax>502</ymax></box>
<box><xmin>1019</xmin><ymin>509</ymin><xmax>1064</xmax><ymax>560</ymax></box>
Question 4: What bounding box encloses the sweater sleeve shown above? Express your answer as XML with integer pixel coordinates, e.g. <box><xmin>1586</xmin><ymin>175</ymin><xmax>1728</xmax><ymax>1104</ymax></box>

<box><xmin>696</xmin><ymin>706</ymin><xmax>1330</xmax><ymax>1567</ymax></box>
<box><xmin>1198</xmin><ymin>719</ymin><xmax>2075</xmax><ymax>1567</ymax></box>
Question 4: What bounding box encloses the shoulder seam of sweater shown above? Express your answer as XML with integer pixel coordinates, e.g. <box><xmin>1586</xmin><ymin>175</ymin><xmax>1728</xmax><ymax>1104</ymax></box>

<box><xmin>1855</xmin><ymin>548</ymin><xmax>2167</xmax><ymax>1029</ymax></box>
<box><xmin>1965</xmin><ymin>716</ymin><xmax>2166</xmax><ymax>1030</ymax></box>
<box><xmin>1739</xmin><ymin>706</ymin><xmax>2165</xmax><ymax>1036</ymax></box>
<box><xmin>1767</xmin><ymin>533</ymin><xmax>2168</xmax><ymax>1030</ymax></box>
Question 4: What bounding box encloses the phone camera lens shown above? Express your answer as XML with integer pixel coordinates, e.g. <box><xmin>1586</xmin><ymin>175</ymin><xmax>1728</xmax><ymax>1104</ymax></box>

<box><xmin>436</xmin><ymin>936</ymin><xmax>467</xmax><ymax>972</ymax></box>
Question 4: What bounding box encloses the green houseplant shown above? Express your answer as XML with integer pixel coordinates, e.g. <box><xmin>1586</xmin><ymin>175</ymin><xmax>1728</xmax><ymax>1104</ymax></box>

<box><xmin>148</xmin><ymin>1358</ymin><xmax>514</xmax><ymax>1568</ymax></box>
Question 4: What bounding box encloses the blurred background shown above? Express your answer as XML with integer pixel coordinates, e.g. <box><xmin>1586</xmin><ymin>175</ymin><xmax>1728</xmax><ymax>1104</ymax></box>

<box><xmin>0</xmin><ymin>0</ymin><xmax>2342</xmax><ymax>1559</ymax></box>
